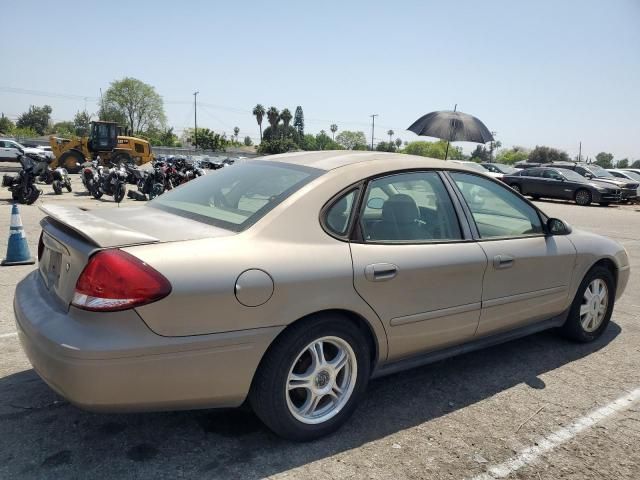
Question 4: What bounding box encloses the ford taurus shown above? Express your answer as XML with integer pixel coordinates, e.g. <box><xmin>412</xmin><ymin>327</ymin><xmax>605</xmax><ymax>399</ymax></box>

<box><xmin>14</xmin><ymin>151</ymin><xmax>630</xmax><ymax>440</ymax></box>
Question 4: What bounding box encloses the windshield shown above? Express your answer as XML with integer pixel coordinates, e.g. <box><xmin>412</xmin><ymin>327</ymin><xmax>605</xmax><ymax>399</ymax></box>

<box><xmin>587</xmin><ymin>165</ymin><xmax>614</xmax><ymax>178</ymax></box>
<box><xmin>149</xmin><ymin>161</ymin><xmax>322</xmax><ymax>231</ymax></box>
<box><xmin>621</xmin><ymin>171</ymin><xmax>640</xmax><ymax>181</ymax></box>
<box><xmin>557</xmin><ymin>169</ymin><xmax>587</xmax><ymax>182</ymax></box>
<box><xmin>492</xmin><ymin>163</ymin><xmax>517</xmax><ymax>174</ymax></box>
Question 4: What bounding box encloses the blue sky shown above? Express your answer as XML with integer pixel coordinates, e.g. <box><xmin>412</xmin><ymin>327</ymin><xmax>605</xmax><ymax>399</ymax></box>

<box><xmin>2</xmin><ymin>0</ymin><xmax>639</xmax><ymax>159</ymax></box>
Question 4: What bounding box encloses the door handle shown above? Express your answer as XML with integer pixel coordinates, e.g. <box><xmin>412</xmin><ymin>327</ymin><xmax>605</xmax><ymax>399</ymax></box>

<box><xmin>364</xmin><ymin>263</ymin><xmax>399</xmax><ymax>282</ymax></box>
<box><xmin>493</xmin><ymin>255</ymin><xmax>514</xmax><ymax>269</ymax></box>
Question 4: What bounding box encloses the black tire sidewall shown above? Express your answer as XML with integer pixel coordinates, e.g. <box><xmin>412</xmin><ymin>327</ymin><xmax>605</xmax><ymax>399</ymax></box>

<box><xmin>563</xmin><ymin>265</ymin><xmax>615</xmax><ymax>342</ymax></box>
<box><xmin>250</xmin><ymin>316</ymin><xmax>371</xmax><ymax>441</ymax></box>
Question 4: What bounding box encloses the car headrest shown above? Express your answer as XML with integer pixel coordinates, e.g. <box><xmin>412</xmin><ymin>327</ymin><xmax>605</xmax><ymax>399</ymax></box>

<box><xmin>382</xmin><ymin>194</ymin><xmax>419</xmax><ymax>224</ymax></box>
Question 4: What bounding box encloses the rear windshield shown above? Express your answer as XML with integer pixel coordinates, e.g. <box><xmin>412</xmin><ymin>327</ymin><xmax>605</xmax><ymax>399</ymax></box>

<box><xmin>149</xmin><ymin>161</ymin><xmax>322</xmax><ymax>231</ymax></box>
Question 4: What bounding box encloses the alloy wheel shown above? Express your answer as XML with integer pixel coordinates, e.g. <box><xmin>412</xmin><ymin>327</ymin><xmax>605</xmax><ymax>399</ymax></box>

<box><xmin>285</xmin><ymin>336</ymin><xmax>357</xmax><ymax>425</ymax></box>
<box><xmin>580</xmin><ymin>278</ymin><xmax>608</xmax><ymax>332</ymax></box>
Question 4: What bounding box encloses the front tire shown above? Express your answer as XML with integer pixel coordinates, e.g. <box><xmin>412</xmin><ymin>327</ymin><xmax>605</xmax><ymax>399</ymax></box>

<box><xmin>113</xmin><ymin>182</ymin><xmax>126</xmax><ymax>203</ymax></box>
<box><xmin>575</xmin><ymin>189</ymin><xmax>592</xmax><ymax>206</ymax></box>
<box><xmin>509</xmin><ymin>183</ymin><xmax>522</xmax><ymax>194</ymax></box>
<box><xmin>52</xmin><ymin>180</ymin><xmax>63</xmax><ymax>195</ymax></box>
<box><xmin>561</xmin><ymin>265</ymin><xmax>615</xmax><ymax>343</ymax></box>
<box><xmin>250</xmin><ymin>314</ymin><xmax>371</xmax><ymax>441</ymax></box>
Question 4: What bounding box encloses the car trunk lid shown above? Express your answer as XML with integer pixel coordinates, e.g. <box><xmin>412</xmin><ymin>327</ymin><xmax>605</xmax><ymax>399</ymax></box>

<box><xmin>38</xmin><ymin>204</ymin><xmax>235</xmax><ymax>307</ymax></box>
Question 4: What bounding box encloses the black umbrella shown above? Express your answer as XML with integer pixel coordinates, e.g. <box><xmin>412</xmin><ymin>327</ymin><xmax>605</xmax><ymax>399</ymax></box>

<box><xmin>407</xmin><ymin>105</ymin><xmax>494</xmax><ymax>159</ymax></box>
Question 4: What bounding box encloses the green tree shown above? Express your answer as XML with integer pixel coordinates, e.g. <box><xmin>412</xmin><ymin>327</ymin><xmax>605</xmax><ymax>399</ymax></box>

<box><xmin>594</xmin><ymin>152</ymin><xmax>614</xmax><ymax>169</ymax></box>
<box><xmin>528</xmin><ymin>145</ymin><xmax>570</xmax><ymax>164</ymax></box>
<box><xmin>98</xmin><ymin>103</ymin><xmax>128</xmax><ymax>127</ymax></box>
<box><xmin>233</xmin><ymin>126</ymin><xmax>240</xmax><ymax>143</ymax></box>
<box><xmin>387</xmin><ymin>129</ymin><xmax>394</xmax><ymax>144</ymax></box>
<box><xmin>185</xmin><ymin>127</ymin><xmax>227</xmax><ymax>151</ymax></box>
<box><xmin>73</xmin><ymin>110</ymin><xmax>91</xmax><ymax>136</ymax></box>
<box><xmin>243</xmin><ymin>136</ymin><xmax>253</xmax><ymax>146</ymax></box>
<box><xmin>257</xmin><ymin>138</ymin><xmax>298</xmax><ymax>155</ymax></box>
<box><xmin>293</xmin><ymin>106</ymin><xmax>304</xmax><ymax>137</ymax></box>
<box><xmin>253</xmin><ymin>104</ymin><xmax>266</xmax><ymax>142</ymax></box>
<box><xmin>617</xmin><ymin>158</ymin><xmax>629</xmax><ymax>168</ymax></box>
<box><xmin>470</xmin><ymin>145</ymin><xmax>490</xmax><ymax>162</ymax></box>
<box><xmin>403</xmin><ymin>140</ymin><xmax>464</xmax><ymax>159</ymax></box>
<box><xmin>496</xmin><ymin>146</ymin><xmax>529</xmax><ymax>164</ymax></box>
<box><xmin>267</xmin><ymin>106</ymin><xmax>280</xmax><ymax>129</ymax></box>
<box><xmin>631</xmin><ymin>160</ymin><xmax>640</xmax><ymax>168</ymax></box>
<box><xmin>315</xmin><ymin>130</ymin><xmax>342</xmax><ymax>150</ymax></box>
<box><xmin>395</xmin><ymin>137</ymin><xmax>402</xmax><ymax>150</ymax></box>
<box><xmin>16</xmin><ymin>105</ymin><xmax>52</xmax><ymax>135</ymax></box>
<box><xmin>376</xmin><ymin>141</ymin><xmax>396</xmax><ymax>152</ymax></box>
<box><xmin>0</xmin><ymin>114</ymin><xmax>15</xmax><ymax>134</ymax></box>
<box><xmin>280</xmin><ymin>109</ymin><xmax>292</xmax><ymax>128</ymax></box>
<box><xmin>102</xmin><ymin>77</ymin><xmax>166</xmax><ymax>133</ymax></box>
<box><xmin>330</xmin><ymin>124</ymin><xmax>338</xmax><ymax>140</ymax></box>
<box><xmin>335</xmin><ymin>130</ymin><xmax>367</xmax><ymax>150</ymax></box>
<box><xmin>300</xmin><ymin>134</ymin><xmax>317</xmax><ymax>151</ymax></box>
<box><xmin>51</xmin><ymin>121</ymin><xmax>75</xmax><ymax>138</ymax></box>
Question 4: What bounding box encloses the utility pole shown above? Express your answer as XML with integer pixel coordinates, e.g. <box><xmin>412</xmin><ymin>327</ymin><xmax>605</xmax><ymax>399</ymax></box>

<box><xmin>578</xmin><ymin>141</ymin><xmax>582</xmax><ymax>162</ymax></box>
<box><xmin>193</xmin><ymin>91</ymin><xmax>199</xmax><ymax>149</ymax></box>
<box><xmin>370</xmin><ymin>114</ymin><xmax>378</xmax><ymax>151</ymax></box>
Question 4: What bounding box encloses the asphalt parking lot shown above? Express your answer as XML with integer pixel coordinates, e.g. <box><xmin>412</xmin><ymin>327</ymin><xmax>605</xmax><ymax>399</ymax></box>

<box><xmin>0</xmin><ymin>173</ymin><xmax>639</xmax><ymax>479</ymax></box>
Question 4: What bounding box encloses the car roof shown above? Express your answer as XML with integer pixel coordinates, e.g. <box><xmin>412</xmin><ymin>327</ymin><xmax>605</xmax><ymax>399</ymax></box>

<box><xmin>261</xmin><ymin>150</ymin><xmax>474</xmax><ymax>173</ymax></box>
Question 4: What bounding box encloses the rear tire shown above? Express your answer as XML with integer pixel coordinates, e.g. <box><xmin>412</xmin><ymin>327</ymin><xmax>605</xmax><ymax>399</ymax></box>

<box><xmin>250</xmin><ymin>314</ymin><xmax>371</xmax><ymax>441</ymax></box>
<box><xmin>561</xmin><ymin>266</ymin><xmax>615</xmax><ymax>343</ymax></box>
<box><xmin>575</xmin><ymin>189</ymin><xmax>592</xmax><ymax>206</ymax></box>
<box><xmin>531</xmin><ymin>195</ymin><xmax>541</xmax><ymax>200</ymax></box>
<box><xmin>23</xmin><ymin>185</ymin><xmax>40</xmax><ymax>205</ymax></box>
<box><xmin>65</xmin><ymin>180</ymin><xmax>72</xmax><ymax>192</ymax></box>
<box><xmin>91</xmin><ymin>187</ymin><xmax>103</xmax><ymax>199</ymax></box>
<box><xmin>113</xmin><ymin>182</ymin><xmax>126</xmax><ymax>203</ymax></box>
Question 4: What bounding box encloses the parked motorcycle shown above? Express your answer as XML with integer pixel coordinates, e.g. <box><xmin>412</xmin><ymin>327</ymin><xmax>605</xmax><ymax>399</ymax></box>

<box><xmin>125</xmin><ymin>162</ymin><xmax>165</xmax><ymax>201</ymax></box>
<box><xmin>92</xmin><ymin>162</ymin><xmax>127</xmax><ymax>203</ymax></box>
<box><xmin>2</xmin><ymin>152</ymin><xmax>43</xmax><ymax>204</ymax></box>
<box><xmin>38</xmin><ymin>165</ymin><xmax>72</xmax><ymax>195</ymax></box>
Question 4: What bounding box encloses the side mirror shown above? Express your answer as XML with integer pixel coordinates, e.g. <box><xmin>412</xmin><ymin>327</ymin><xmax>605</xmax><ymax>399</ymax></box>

<box><xmin>367</xmin><ymin>197</ymin><xmax>385</xmax><ymax>210</ymax></box>
<box><xmin>584</xmin><ymin>173</ymin><xmax>594</xmax><ymax>179</ymax></box>
<box><xmin>547</xmin><ymin>217</ymin><xmax>572</xmax><ymax>235</ymax></box>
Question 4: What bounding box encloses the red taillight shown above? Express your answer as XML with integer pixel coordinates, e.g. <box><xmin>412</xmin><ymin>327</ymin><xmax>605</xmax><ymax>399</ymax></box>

<box><xmin>72</xmin><ymin>249</ymin><xmax>171</xmax><ymax>312</ymax></box>
<box><xmin>37</xmin><ymin>231</ymin><xmax>44</xmax><ymax>261</ymax></box>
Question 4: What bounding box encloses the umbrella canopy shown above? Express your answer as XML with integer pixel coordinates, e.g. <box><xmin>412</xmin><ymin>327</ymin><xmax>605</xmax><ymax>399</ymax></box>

<box><xmin>407</xmin><ymin>110</ymin><xmax>494</xmax><ymax>144</ymax></box>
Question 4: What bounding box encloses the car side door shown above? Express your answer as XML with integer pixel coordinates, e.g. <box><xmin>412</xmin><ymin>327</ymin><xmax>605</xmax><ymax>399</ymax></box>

<box><xmin>448</xmin><ymin>172</ymin><xmax>577</xmax><ymax>336</ymax></box>
<box><xmin>517</xmin><ymin>168</ymin><xmax>545</xmax><ymax>196</ymax></box>
<box><xmin>4</xmin><ymin>141</ymin><xmax>22</xmax><ymax>161</ymax></box>
<box><xmin>542</xmin><ymin>169</ymin><xmax>573</xmax><ymax>199</ymax></box>
<box><xmin>348</xmin><ymin>170</ymin><xmax>488</xmax><ymax>361</ymax></box>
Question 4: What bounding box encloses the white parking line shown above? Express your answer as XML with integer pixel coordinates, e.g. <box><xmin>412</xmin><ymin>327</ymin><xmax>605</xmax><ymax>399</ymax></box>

<box><xmin>471</xmin><ymin>388</ymin><xmax>640</xmax><ymax>479</ymax></box>
<box><xmin>0</xmin><ymin>332</ymin><xmax>17</xmax><ymax>339</ymax></box>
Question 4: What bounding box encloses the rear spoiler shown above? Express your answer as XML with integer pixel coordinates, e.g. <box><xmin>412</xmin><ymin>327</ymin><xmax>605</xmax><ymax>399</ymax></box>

<box><xmin>39</xmin><ymin>205</ymin><xmax>159</xmax><ymax>248</ymax></box>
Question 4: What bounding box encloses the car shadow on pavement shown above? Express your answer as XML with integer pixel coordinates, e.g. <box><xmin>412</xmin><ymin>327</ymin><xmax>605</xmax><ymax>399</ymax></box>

<box><xmin>0</xmin><ymin>322</ymin><xmax>621</xmax><ymax>479</ymax></box>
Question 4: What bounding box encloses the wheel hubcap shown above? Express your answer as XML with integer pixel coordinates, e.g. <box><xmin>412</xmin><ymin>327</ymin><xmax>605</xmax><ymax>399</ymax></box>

<box><xmin>286</xmin><ymin>336</ymin><xmax>357</xmax><ymax>425</ymax></box>
<box><xmin>580</xmin><ymin>278</ymin><xmax>608</xmax><ymax>332</ymax></box>
<box><xmin>577</xmin><ymin>191</ymin><xmax>589</xmax><ymax>204</ymax></box>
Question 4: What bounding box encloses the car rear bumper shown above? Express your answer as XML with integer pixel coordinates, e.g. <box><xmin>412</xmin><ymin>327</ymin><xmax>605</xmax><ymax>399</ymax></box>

<box><xmin>14</xmin><ymin>270</ymin><xmax>282</xmax><ymax>412</ymax></box>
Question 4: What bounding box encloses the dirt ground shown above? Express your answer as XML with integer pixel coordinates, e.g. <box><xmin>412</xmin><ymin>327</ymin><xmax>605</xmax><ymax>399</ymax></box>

<box><xmin>0</xmin><ymin>172</ymin><xmax>638</xmax><ymax>479</ymax></box>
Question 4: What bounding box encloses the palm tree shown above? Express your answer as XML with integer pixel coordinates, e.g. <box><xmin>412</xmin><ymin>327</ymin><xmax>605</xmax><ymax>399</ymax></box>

<box><xmin>330</xmin><ymin>124</ymin><xmax>338</xmax><ymax>140</ymax></box>
<box><xmin>252</xmin><ymin>104</ymin><xmax>265</xmax><ymax>142</ymax></box>
<box><xmin>395</xmin><ymin>138</ymin><xmax>402</xmax><ymax>150</ymax></box>
<box><xmin>387</xmin><ymin>129</ymin><xmax>394</xmax><ymax>144</ymax></box>
<box><xmin>267</xmin><ymin>107</ymin><xmax>280</xmax><ymax>129</ymax></box>
<box><xmin>233</xmin><ymin>126</ymin><xmax>240</xmax><ymax>143</ymax></box>
<box><xmin>280</xmin><ymin>108</ymin><xmax>292</xmax><ymax>128</ymax></box>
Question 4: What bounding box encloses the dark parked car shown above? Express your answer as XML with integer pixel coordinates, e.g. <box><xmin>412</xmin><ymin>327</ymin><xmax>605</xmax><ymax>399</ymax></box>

<box><xmin>551</xmin><ymin>162</ymin><xmax>638</xmax><ymax>202</ymax></box>
<box><xmin>503</xmin><ymin>167</ymin><xmax>622</xmax><ymax>206</ymax></box>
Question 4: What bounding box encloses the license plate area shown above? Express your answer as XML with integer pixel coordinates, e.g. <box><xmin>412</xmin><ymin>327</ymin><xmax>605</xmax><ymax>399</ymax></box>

<box><xmin>39</xmin><ymin>232</ymin><xmax>69</xmax><ymax>291</ymax></box>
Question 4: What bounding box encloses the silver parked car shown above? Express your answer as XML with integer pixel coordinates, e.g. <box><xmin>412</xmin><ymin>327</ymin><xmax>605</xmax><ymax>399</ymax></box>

<box><xmin>15</xmin><ymin>151</ymin><xmax>630</xmax><ymax>440</ymax></box>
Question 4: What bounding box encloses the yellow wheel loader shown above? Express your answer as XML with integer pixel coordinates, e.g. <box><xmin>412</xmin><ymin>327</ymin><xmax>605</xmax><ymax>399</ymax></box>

<box><xmin>49</xmin><ymin>121</ymin><xmax>154</xmax><ymax>172</ymax></box>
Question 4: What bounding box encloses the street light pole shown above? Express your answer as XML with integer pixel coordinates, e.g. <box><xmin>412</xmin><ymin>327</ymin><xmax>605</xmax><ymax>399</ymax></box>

<box><xmin>370</xmin><ymin>114</ymin><xmax>378</xmax><ymax>151</ymax></box>
<box><xmin>193</xmin><ymin>91</ymin><xmax>199</xmax><ymax>150</ymax></box>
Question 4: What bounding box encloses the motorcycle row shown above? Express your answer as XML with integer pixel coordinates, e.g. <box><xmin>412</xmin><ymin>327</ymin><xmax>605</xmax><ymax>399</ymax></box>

<box><xmin>81</xmin><ymin>156</ymin><xmax>207</xmax><ymax>203</ymax></box>
<box><xmin>2</xmin><ymin>152</ymin><xmax>72</xmax><ymax>205</ymax></box>
<box><xmin>3</xmin><ymin>153</ymin><xmax>210</xmax><ymax>205</ymax></box>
